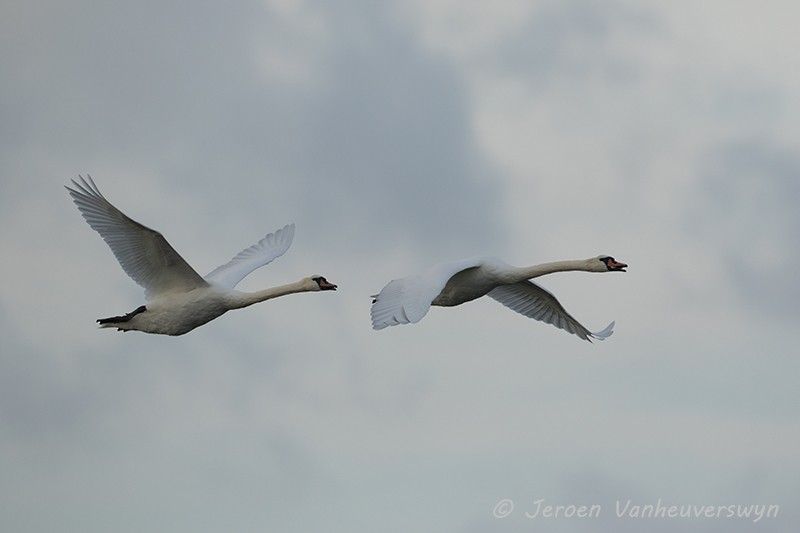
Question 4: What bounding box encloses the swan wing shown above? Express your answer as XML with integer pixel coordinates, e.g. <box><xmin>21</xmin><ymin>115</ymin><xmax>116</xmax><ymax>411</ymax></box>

<box><xmin>371</xmin><ymin>257</ymin><xmax>482</xmax><ymax>330</ymax></box>
<box><xmin>204</xmin><ymin>223</ymin><xmax>295</xmax><ymax>289</ymax></box>
<box><xmin>66</xmin><ymin>175</ymin><xmax>208</xmax><ymax>300</ymax></box>
<box><xmin>487</xmin><ymin>281</ymin><xmax>614</xmax><ymax>342</ymax></box>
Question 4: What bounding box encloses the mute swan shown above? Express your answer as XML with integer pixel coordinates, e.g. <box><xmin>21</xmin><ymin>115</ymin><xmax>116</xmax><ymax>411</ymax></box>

<box><xmin>66</xmin><ymin>175</ymin><xmax>337</xmax><ymax>336</ymax></box>
<box><xmin>370</xmin><ymin>255</ymin><xmax>627</xmax><ymax>341</ymax></box>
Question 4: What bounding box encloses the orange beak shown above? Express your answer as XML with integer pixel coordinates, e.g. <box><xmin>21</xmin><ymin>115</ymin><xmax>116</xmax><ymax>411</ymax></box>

<box><xmin>608</xmin><ymin>259</ymin><xmax>627</xmax><ymax>271</ymax></box>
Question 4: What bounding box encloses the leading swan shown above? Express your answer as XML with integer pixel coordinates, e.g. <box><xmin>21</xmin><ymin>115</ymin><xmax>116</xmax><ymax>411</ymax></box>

<box><xmin>66</xmin><ymin>175</ymin><xmax>337</xmax><ymax>336</ymax></box>
<box><xmin>370</xmin><ymin>255</ymin><xmax>627</xmax><ymax>341</ymax></box>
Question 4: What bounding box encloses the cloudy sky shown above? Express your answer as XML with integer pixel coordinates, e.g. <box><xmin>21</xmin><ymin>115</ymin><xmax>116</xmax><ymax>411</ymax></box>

<box><xmin>2</xmin><ymin>0</ymin><xmax>798</xmax><ymax>531</ymax></box>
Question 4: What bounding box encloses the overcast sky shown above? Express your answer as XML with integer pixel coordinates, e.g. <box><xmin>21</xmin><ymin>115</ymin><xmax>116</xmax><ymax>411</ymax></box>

<box><xmin>1</xmin><ymin>1</ymin><xmax>798</xmax><ymax>532</ymax></box>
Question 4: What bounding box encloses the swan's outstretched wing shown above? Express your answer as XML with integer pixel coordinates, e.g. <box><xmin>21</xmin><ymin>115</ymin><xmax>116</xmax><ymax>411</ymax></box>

<box><xmin>487</xmin><ymin>281</ymin><xmax>614</xmax><ymax>342</ymax></box>
<box><xmin>204</xmin><ymin>223</ymin><xmax>295</xmax><ymax>290</ymax></box>
<box><xmin>66</xmin><ymin>175</ymin><xmax>208</xmax><ymax>300</ymax></box>
<box><xmin>371</xmin><ymin>258</ymin><xmax>482</xmax><ymax>330</ymax></box>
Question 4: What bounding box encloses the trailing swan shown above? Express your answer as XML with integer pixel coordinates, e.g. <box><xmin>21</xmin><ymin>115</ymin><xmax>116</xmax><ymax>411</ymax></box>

<box><xmin>66</xmin><ymin>175</ymin><xmax>336</xmax><ymax>336</ymax></box>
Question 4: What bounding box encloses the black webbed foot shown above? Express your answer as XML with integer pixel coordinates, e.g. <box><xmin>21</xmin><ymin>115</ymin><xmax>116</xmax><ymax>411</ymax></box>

<box><xmin>98</xmin><ymin>305</ymin><xmax>147</xmax><ymax>324</ymax></box>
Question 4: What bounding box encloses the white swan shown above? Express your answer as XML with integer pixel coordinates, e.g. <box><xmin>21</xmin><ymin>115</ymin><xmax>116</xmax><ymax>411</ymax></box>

<box><xmin>66</xmin><ymin>175</ymin><xmax>337</xmax><ymax>336</ymax></box>
<box><xmin>370</xmin><ymin>255</ymin><xmax>627</xmax><ymax>341</ymax></box>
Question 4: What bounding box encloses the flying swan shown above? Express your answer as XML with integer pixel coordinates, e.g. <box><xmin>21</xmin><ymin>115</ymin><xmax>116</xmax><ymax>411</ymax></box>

<box><xmin>370</xmin><ymin>255</ymin><xmax>627</xmax><ymax>341</ymax></box>
<box><xmin>66</xmin><ymin>175</ymin><xmax>337</xmax><ymax>336</ymax></box>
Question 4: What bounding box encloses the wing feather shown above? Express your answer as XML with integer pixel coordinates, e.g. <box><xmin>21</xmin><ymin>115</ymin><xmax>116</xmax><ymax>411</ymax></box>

<box><xmin>487</xmin><ymin>280</ymin><xmax>614</xmax><ymax>342</ymax></box>
<box><xmin>66</xmin><ymin>175</ymin><xmax>207</xmax><ymax>300</ymax></box>
<box><xmin>205</xmin><ymin>223</ymin><xmax>295</xmax><ymax>289</ymax></box>
<box><xmin>370</xmin><ymin>258</ymin><xmax>482</xmax><ymax>330</ymax></box>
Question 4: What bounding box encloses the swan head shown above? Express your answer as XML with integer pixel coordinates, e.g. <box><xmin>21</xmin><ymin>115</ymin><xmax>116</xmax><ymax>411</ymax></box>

<box><xmin>595</xmin><ymin>256</ymin><xmax>627</xmax><ymax>272</ymax></box>
<box><xmin>310</xmin><ymin>275</ymin><xmax>337</xmax><ymax>291</ymax></box>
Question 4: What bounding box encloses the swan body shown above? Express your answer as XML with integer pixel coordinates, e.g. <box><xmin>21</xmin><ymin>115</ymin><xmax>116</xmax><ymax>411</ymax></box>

<box><xmin>370</xmin><ymin>255</ymin><xmax>627</xmax><ymax>341</ymax></box>
<box><xmin>66</xmin><ymin>175</ymin><xmax>336</xmax><ymax>336</ymax></box>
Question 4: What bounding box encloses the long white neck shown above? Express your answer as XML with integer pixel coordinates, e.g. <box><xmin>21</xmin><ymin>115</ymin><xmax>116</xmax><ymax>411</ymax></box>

<box><xmin>509</xmin><ymin>259</ymin><xmax>595</xmax><ymax>282</ymax></box>
<box><xmin>227</xmin><ymin>279</ymin><xmax>316</xmax><ymax>310</ymax></box>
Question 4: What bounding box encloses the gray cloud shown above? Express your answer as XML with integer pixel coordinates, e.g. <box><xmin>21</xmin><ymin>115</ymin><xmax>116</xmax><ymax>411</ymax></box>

<box><xmin>1</xmin><ymin>1</ymin><xmax>503</xmax><ymax>256</ymax></box>
<box><xmin>694</xmin><ymin>139</ymin><xmax>800</xmax><ymax>320</ymax></box>
<box><xmin>487</xmin><ymin>0</ymin><xmax>659</xmax><ymax>88</ymax></box>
